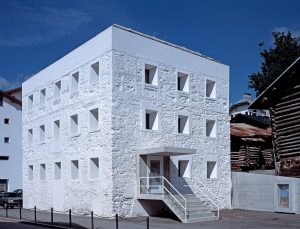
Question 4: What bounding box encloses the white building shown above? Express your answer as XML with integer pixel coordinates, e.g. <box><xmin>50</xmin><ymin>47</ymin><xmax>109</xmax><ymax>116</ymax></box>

<box><xmin>0</xmin><ymin>87</ymin><xmax>22</xmax><ymax>192</ymax></box>
<box><xmin>22</xmin><ymin>25</ymin><xmax>231</xmax><ymax>223</ymax></box>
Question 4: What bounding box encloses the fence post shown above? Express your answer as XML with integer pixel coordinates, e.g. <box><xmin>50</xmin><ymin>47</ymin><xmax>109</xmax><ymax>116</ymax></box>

<box><xmin>91</xmin><ymin>211</ymin><xmax>94</xmax><ymax>229</ymax></box>
<box><xmin>69</xmin><ymin>209</ymin><xmax>72</xmax><ymax>228</ymax></box>
<box><xmin>34</xmin><ymin>206</ymin><xmax>37</xmax><ymax>222</ymax></box>
<box><xmin>51</xmin><ymin>208</ymin><xmax>53</xmax><ymax>225</ymax></box>
<box><xmin>19</xmin><ymin>205</ymin><xmax>22</xmax><ymax>219</ymax></box>
<box><xmin>115</xmin><ymin>214</ymin><xmax>118</xmax><ymax>229</ymax></box>
<box><xmin>147</xmin><ymin>216</ymin><xmax>149</xmax><ymax>229</ymax></box>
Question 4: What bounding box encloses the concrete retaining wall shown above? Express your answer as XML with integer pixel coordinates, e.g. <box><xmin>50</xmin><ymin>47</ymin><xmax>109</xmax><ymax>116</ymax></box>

<box><xmin>232</xmin><ymin>172</ymin><xmax>300</xmax><ymax>213</ymax></box>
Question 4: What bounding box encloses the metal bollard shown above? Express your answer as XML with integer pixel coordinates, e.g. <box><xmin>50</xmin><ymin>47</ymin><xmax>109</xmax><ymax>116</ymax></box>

<box><xmin>91</xmin><ymin>211</ymin><xmax>94</xmax><ymax>229</ymax></box>
<box><xmin>5</xmin><ymin>207</ymin><xmax>7</xmax><ymax>217</ymax></box>
<box><xmin>116</xmin><ymin>214</ymin><xmax>119</xmax><ymax>229</ymax></box>
<box><xmin>147</xmin><ymin>216</ymin><xmax>149</xmax><ymax>229</ymax></box>
<box><xmin>19</xmin><ymin>205</ymin><xmax>22</xmax><ymax>219</ymax></box>
<box><xmin>51</xmin><ymin>207</ymin><xmax>53</xmax><ymax>225</ymax></box>
<box><xmin>34</xmin><ymin>206</ymin><xmax>37</xmax><ymax>222</ymax></box>
<box><xmin>69</xmin><ymin>209</ymin><xmax>72</xmax><ymax>228</ymax></box>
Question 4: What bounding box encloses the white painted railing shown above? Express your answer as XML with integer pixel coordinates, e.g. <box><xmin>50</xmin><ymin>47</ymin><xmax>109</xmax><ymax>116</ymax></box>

<box><xmin>190</xmin><ymin>177</ymin><xmax>220</xmax><ymax>219</ymax></box>
<box><xmin>139</xmin><ymin>176</ymin><xmax>187</xmax><ymax>221</ymax></box>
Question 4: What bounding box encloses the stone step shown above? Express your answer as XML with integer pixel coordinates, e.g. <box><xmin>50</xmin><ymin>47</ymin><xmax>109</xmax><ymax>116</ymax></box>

<box><xmin>185</xmin><ymin>216</ymin><xmax>219</xmax><ymax>223</ymax></box>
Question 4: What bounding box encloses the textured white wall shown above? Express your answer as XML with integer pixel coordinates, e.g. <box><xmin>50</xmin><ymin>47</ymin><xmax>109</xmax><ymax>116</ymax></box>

<box><xmin>0</xmin><ymin>98</ymin><xmax>22</xmax><ymax>191</ymax></box>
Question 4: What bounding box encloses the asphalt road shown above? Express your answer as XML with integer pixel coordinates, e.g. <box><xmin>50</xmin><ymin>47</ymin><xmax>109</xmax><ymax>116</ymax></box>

<box><xmin>0</xmin><ymin>217</ymin><xmax>51</xmax><ymax>229</ymax></box>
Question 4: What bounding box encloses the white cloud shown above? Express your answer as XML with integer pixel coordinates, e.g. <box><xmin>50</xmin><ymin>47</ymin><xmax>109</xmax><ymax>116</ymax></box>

<box><xmin>0</xmin><ymin>76</ymin><xmax>23</xmax><ymax>91</ymax></box>
<box><xmin>0</xmin><ymin>3</ymin><xmax>93</xmax><ymax>47</ymax></box>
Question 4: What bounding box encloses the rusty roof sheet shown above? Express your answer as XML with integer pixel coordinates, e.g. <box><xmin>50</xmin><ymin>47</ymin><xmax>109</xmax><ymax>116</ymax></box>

<box><xmin>231</xmin><ymin>123</ymin><xmax>271</xmax><ymax>137</ymax></box>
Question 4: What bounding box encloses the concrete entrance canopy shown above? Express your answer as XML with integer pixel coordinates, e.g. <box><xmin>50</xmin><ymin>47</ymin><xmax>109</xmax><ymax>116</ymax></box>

<box><xmin>137</xmin><ymin>146</ymin><xmax>196</xmax><ymax>156</ymax></box>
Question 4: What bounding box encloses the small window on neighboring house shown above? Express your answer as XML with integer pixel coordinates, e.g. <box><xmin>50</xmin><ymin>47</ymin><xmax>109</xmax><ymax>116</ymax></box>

<box><xmin>28</xmin><ymin>165</ymin><xmax>33</xmax><ymax>180</ymax></box>
<box><xmin>178</xmin><ymin>160</ymin><xmax>190</xmax><ymax>177</ymax></box>
<box><xmin>177</xmin><ymin>72</ymin><xmax>189</xmax><ymax>92</ymax></box>
<box><xmin>28</xmin><ymin>129</ymin><xmax>33</xmax><ymax>146</ymax></box>
<box><xmin>89</xmin><ymin>108</ymin><xmax>99</xmax><ymax>132</ymax></box>
<box><xmin>90</xmin><ymin>158</ymin><xmax>99</xmax><ymax>178</ymax></box>
<box><xmin>0</xmin><ymin>156</ymin><xmax>9</xmax><ymax>160</ymax></box>
<box><xmin>28</xmin><ymin>95</ymin><xmax>33</xmax><ymax>111</ymax></box>
<box><xmin>206</xmin><ymin>120</ymin><xmax>216</xmax><ymax>137</ymax></box>
<box><xmin>4</xmin><ymin>137</ymin><xmax>10</xmax><ymax>143</ymax></box>
<box><xmin>54</xmin><ymin>162</ymin><xmax>61</xmax><ymax>179</ymax></box>
<box><xmin>53</xmin><ymin>120</ymin><xmax>60</xmax><ymax>141</ymax></box>
<box><xmin>145</xmin><ymin>64</ymin><xmax>158</xmax><ymax>85</ymax></box>
<box><xmin>39</xmin><ymin>125</ymin><xmax>45</xmax><ymax>143</ymax></box>
<box><xmin>54</xmin><ymin>81</ymin><xmax>61</xmax><ymax>101</ymax></box>
<box><xmin>178</xmin><ymin>115</ymin><xmax>189</xmax><ymax>134</ymax></box>
<box><xmin>40</xmin><ymin>164</ymin><xmax>46</xmax><ymax>180</ymax></box>
<box><xmin>206</xmin><ymin>79</ymin><xmax>216</xmax><ymax>98</ymax></box>
<box><xmin>70</xmin><ymin>114</ymin><xmax>78</xmax><ymax>136</ymax></box>
<box><xmin>40</xmin><ymin>89</ymin><xmax>46</xmax><ymax>107</ymax></box>
<box><xmin>207</xmin><ymin>161</ymin><xmax>217</xmax><ymax>179</ymax></box>
<box><xmin>71</xmin><ymin>72</ymin><xmax>79</xmax><ymax>94</ymax></box>
<box><xmin>145</xmin><ymin>110</ymin><xmax>158</xmax><ymax>130</ymax></box>
<box><xmin>4</xmin><ymin>118</ymin><xmax>9</xmax><ymax>124</ymax></box>
<box><xmin>71</xmin><ymin>160</ymin><xmax>79</xmax><ymax>179</ymax></box>
<box><xmin>90</xmin><ymin>62</ymin><xmax>99</xmax><ymax>85</ymax></box>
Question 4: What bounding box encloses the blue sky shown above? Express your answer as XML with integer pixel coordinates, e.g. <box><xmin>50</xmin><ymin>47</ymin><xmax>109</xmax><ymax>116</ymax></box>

<box><xmin>0</xmin><ymin>0</ymin><xmax>299</xmax><ymax>103</ymax></box>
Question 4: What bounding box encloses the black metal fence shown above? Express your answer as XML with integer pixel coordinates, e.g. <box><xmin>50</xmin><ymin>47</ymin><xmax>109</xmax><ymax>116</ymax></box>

<box><xmin>0</xmin><ymin>206</ymin><xmax>150</xmax><ymax>229</ymax></box>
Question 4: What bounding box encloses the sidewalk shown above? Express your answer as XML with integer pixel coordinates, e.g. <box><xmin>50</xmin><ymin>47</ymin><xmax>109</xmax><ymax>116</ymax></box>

<box><xmin>0</xmin><ymin>208</ymin><xmax>299</xmax><ymax>229</ymax></box>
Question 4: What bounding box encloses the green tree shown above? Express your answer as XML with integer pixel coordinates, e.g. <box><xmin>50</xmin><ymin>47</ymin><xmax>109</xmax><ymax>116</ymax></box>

<box><xmin>248</xmin><ymin>31</ymin><xmax>300</xmax><ymax>95</ymax></box>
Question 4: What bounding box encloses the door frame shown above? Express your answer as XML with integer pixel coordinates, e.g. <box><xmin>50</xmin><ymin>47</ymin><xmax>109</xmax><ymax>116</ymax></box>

<box><xmin>146</xmin><ymin>156</ymin><xmax>163</xmax><ymax>193</ymax></box>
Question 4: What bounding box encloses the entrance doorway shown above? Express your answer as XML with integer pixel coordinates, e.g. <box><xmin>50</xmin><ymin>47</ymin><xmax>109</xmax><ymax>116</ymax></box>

<box><xmin>147</xmin><ymin>156</ymin><xmax>163</xmax><ymax>193</ymax></box>
<box><xmin>0</xmin><ymin>179</ymin><xmax>8</xmax><ymax>192</ymax></box>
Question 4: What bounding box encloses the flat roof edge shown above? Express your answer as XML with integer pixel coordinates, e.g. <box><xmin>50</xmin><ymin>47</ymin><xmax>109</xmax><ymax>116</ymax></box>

<box><xmin>112</xmin><ymin>24</ymin><xmax>224</xmax><ymax>65</ymax></box>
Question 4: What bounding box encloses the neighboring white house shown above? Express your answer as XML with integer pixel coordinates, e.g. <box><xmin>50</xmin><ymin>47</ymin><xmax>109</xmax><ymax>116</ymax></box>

<box><xmin>0</xmin><ymin>87</ymin><xmax>22</xmax><ymax>192</ymax></box>
<box><xmin>22</xmin><ymin>25</ymin><xmax>231</xmax><ymax>223</ymax></box>
<box><xmin>230</xmin><ymin>93</ymin><xmax>268</xmax><ymax>117</ymax></box>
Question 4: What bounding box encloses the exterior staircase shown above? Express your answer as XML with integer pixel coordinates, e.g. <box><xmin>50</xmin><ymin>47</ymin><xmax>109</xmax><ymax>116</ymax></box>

<box><xmin>163</xmin><ymin>194</ymin><xmax>218</xmax><ymax>223</ymax></box>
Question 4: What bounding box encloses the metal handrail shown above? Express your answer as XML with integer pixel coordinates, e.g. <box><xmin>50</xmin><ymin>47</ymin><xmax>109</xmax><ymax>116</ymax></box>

<box><xmin>190</xmin><ymin>177</ymin><xmax>220</xmax><ymax>219</ymax></box>
<box><xmin>139</xmin><ymin>176</ymin><xmax>187</xmax><ymax>221</ymax></box>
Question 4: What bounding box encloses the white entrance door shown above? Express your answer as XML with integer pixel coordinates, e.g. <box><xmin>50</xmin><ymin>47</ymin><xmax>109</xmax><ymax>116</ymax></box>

<box><xmin>147</xmin><ymin>156</ymin><xmax>163</xmax><ymax>194</ymax></box>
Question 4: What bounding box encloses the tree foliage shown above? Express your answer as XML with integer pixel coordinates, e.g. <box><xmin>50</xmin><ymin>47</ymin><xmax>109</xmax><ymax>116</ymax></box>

<box><xmin>248</xmin><ymin>31</ymin><xmax>300</xmax><ymax>95</ymax></box>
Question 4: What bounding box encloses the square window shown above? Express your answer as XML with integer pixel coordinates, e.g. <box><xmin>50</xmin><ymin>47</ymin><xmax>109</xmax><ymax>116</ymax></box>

<box><xmin>206</xmin><ymin>120</ymin><xmax>216</xmax><ymax>137</ymax></box>
<box><xmin>39</xmin><ymin>125</ymin><xmax>45</xmax><ymax>143</ymax></box>
<box><xmin>71</xmin><ymin>72</ymin><xmax>79</xmax><ymax>94</ymax></box>
<box><xmin>70</xmin><ymin>114</ymin><xmax>78</xmax><ymax>136</ymax></box>
<box><xmin>178</xmin><ymin>115</ymin><xmax>189</xmax><ymax>134</ymax></box>
<box><xmin>90</xmin><ymin>158</ymin><xmax>99</xmax><ymax>178</ymax></box>
<box><xmin>207</xmin><ymin>161</ymin><xmax>217</xmax><ymax>179</ymax></box>
<box><xmin>145</xmin><ymin>110</ymin><xmax>158</xmax><ymax>130</ymax></box>
<box><xmin>28</xmin><ymin>129</ymin><xmax>33</xmax><ymax>146</ymax></box>
<box><xmin>4</xmin><ymin>137</ymin><xmax>10</xmax><ymax>143</ymax></box>
<box><xmin>28</xmin><ymin>165</ymin><xmax>33</xmax><ymax>180</ymax></box>
<box><xmin>145</xmin><ymin>64</ymin><xmax>158</xmax><ymax>85</ymax></box>
<box><xmin>54</xmin><ymin>162</ymin><xmax>61</xmax><ymax>179</ymax></box>
<box><xmin>206</xmin><ymin>79</ymin><xmax>216</xmax><ymax>98</ymax></box>
<box><xmin>53</xmin><ymin>120</ymin><xmax>60</xmax><ymax>141</ymax></box>
<box><xmin>178</xmin><ymin>160</ymin><xmax>190</xmax><ymax>177</ymax></box>
<box><xmin>28</xmin><ymin>95</ymin><xmax>33</xmax><ymax>111</ymax></box>
<box><xmin>71</xmin><ymin>160</ymin><xmax>79</xmax><ymax>179</ymax></box>
<box><xmin>90</xmin><ymin>62</ymin><xmax>99</xmax><ymax>85</ymax></box>
<box><xmin>40</xmin><ymin>164</ymin><xmax>46</xmax><ymax>180</ymax></box>
<box><xmin>40</xmin><ymin>89</ymin><xmax>46</xmax><ymax>107</ymax></box>
<box><xmin>4</xmin><ymin>118</ymin><xmax>9</xmax><ymax>124</ymax></box>
<box><xmin>177</xmin><ymin>72</ymin><xmax>189</xmax><ymax>92</ymax></box>
<box><xmin>89</xmin><ymin>108</ymin><xmax>99</xmax><ymax>132</ymax></box>
<box><xmin>54</xmin><ymin>81</ymin><xmax>61</xmax><ymax>101</ymax></box>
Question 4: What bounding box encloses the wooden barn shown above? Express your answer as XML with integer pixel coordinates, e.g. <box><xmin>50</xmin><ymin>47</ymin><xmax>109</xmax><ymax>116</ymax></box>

<box><xmin>230</xmin><ymin>114</ymin><xmax>273</xmax><ymax>171</ymax></box>
<box><xmin>250</xmin><ymin>57</ymin><xmax>300</xmax><ymax>177</ymax></box>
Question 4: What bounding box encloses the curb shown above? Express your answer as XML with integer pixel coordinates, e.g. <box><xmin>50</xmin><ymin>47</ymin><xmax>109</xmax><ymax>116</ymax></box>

<box><xmin>21</xmin><ymin>221</ymin><xmax>72</xmax><ymax>229</ymax></box>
